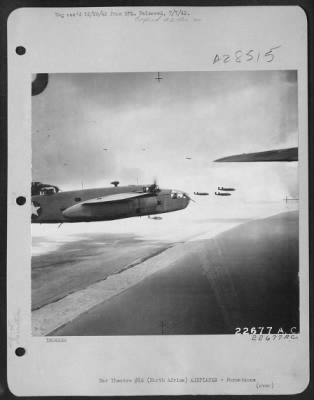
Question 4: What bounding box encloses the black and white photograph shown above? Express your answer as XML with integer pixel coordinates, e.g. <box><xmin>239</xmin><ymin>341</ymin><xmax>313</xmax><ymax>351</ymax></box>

<box><xmin>31</xmin><ymin>70</ymin><xmax>299</xmax><ymax>336</ymax></box>
<box><xmin>7</xmin><ymin>5</ymin><xmax>309</xmax><ymax>396</ymax></box>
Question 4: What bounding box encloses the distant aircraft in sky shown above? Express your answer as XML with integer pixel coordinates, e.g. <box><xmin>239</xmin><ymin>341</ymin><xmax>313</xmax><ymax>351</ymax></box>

<box><xmin>194</xmin><ymin>192</ymin><xmax>209</xmax><ymax>196</ymax></box>
<box><xmin>217</xmin><ymin>187</ymin><xmax>235</xmax><ymax>191</ymax></box>
<box><xmin>185</xmin><ymin>157</ymin><xmax>192</xmax><ymax>160</ymax></box>
<box><xmin>31</xmin><ymin>181</ymin><xmax>190</xmax><ymax>223</ymax></box>
<box><xmin>215</xmin><ymin>192</ymin><xmax>231</xmax><ymax>196</ymax></box>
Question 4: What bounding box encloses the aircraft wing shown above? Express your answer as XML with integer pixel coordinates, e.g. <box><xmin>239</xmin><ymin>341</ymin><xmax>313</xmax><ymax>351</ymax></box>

<box><xmin>214</xmin><ymin>147</ymin><xmax>298</xmax><ymax>162</ymax></box>
<box><xmin>32</xmin><ymin>73</ymin><xmax>49</xmax><ymax>96</ymax></box>
<box><xmin>81</xmin><ymin>192</ymin><xmax>151</xmax><ymax>205</ymax></box>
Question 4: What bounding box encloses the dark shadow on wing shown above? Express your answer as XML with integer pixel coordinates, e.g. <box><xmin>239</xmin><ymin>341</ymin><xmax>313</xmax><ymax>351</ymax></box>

<box><xmin>32</xmin><ymin>73</ymin><xmax>49</xmax><ymax>96</ymax></box>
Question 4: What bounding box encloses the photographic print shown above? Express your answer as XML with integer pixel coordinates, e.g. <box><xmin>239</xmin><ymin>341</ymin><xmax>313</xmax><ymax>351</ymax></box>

<box><xmin>7</xmin><ymin>6</ymin><xmax>308</xmax><ymax>396</ymax></box>
<box><xmin>31</xmin><ymin>71</ymin><xmax>299</xmax><ymax>337</ymax></box>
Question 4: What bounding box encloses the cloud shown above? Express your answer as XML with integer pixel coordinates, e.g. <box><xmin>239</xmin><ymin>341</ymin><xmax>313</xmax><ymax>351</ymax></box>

<box><xmin>32</xmin><ymin>71</ymin><xmax>298</xmax><ymax>196</ymax></box>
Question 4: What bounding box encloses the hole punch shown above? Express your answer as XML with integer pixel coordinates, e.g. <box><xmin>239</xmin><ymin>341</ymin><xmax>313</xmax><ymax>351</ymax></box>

<box><xmin>16</xmin><ymin>196</ymin><xmax>26</xmax><ymax>206</ymax></box>
<box><xmin>15</xmin><ymin>46</ymin><xmax>26</xmax><ymax>55</ymax></box>
<box><xmin>15</xmin><ymin>347</ymin><xmax>26</xmax><ymax>357</ymax></box>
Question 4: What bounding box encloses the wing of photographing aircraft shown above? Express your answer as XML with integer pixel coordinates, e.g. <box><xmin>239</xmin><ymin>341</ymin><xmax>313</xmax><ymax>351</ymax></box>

<box><xmin>215</xmin><ymin>147</ymin><xmax>298</xmax><ymax>162</ymax></box>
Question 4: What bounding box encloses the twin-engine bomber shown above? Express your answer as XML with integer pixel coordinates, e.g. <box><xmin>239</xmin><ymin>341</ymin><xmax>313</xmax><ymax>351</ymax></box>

<box><xmin>31</xmin><ymin>182</ymin><xmax>190</xmax><ymax>223</ymax></box>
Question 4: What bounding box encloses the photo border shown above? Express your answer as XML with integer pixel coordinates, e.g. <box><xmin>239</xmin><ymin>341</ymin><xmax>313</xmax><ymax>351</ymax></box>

<box><xmin>2</xmin><ymin>0</ymin><xmax>313</xmax><ymax>398</ymax></box>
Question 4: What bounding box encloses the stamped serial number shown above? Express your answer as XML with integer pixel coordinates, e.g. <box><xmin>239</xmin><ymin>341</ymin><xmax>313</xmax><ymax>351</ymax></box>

<box><xmin>235</xmin><ymin>326</ymin><xmax>297</xmax><ymax>335</ymax></box>
<box><xmin>213</xmin><ymin>46</ymin><xmax>281</xmax><ymax>65</ymax></box>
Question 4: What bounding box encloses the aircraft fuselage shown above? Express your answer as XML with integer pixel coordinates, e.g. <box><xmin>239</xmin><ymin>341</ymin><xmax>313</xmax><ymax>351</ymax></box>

<box><xmin>31</xmin><ymin>185</ymin><xmax>190</xmax><ymax>223</ymax></box>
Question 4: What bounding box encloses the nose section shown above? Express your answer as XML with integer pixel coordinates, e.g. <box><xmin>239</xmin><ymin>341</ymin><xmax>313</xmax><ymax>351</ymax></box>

<box><xmin>183</xmin><ymin>193</ymin><xmax>191</xmax><ymax>208</ymax></box>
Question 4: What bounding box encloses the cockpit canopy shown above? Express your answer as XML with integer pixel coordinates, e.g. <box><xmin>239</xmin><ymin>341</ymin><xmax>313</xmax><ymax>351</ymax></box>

<box><xmin>171</xmin><ymin>190</ymin><xmax>188</xmax><ymax>199</ymax></box>
<box><xmin>31</xmin><ymin>182</ymin><xmax>60</xmax><ymax>196</ymax></box>
<box><xmin>142</xmin><ymin>184</ymin><xmax>161</xmax><ymax>194</ymax></box>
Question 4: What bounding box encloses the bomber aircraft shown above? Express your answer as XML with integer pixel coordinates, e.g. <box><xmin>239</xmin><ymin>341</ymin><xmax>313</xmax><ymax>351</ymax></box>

<box><xmin>31</xmin><ymin>181</ymin><xmax>190</xmax><ymax>223</ymax></box>
<box><xmin>215</xmin><ymin>192</ymin><xmax>231</xmax><ymax>196</ymax></box>
<box><xmin>217</xmin><ymin>187</ymin><xmax>235</xmax><ymax>192</ymax></box>
<box><xmin>194</xmin><ymin>191</ymin><xmax>209</xmax><ymax>196</ymax></box>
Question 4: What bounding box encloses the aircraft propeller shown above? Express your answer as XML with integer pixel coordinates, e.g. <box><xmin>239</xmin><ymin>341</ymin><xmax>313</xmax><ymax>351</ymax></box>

<box><xmin>187</xmin><ymin>194</ymin><xmax>196</xmax><ymax>203</ymax></box>
<box><xmin>147</xmin><ymin>178</ymin><xmax>194</xmax><ymax>204</ymax></box>
<box><xmin>148</xmin><ymin>177</ymin><xmax>160</xmax><ymax>194</ymax></box>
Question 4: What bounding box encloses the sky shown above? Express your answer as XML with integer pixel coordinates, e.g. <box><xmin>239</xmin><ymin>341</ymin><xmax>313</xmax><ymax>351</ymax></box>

<box><xmin>32</xmin><ymin>70</ymin><xmax>298</xmax><ymax>199</ymax></box>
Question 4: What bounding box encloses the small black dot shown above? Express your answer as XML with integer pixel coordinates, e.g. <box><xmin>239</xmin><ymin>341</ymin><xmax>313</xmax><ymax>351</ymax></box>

<box><xmin>16</xmin><ymin>196</ymin><xmax>26</xmax><ymax>205</ymax></box>
<box><xmin>16</xmin><ymin>46</ymin><xmax>26</xmax><ymax>55</ymax></box>
<box><xmin>15</xmin><ymin>347</ymin><xmax>26</xmax><ymax>357</ymax></box>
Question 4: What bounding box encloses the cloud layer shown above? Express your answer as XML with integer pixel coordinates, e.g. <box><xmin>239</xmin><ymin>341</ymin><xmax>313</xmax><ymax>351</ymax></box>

<box><xmin>32</xmin><ymin>71</ymin><xmax>298</xmax><ymax>198</ymax></box>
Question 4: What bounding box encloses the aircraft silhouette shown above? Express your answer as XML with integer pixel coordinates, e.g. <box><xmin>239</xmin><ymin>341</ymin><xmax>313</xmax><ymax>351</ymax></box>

<box><xmin>215</xmin><ymin>192</ymin><xmax>231</xmax><ymax>196</ymax></box>
<box><xmin>217</xmin><ymin>187</ymin><xmax>235</xmax><ymax>191</ymax></box>
<box><xmin>193</xmin><ymin>191</ymin><xmax>209</xmax><ymax>196</ymax></box>
<box><xmin>31</xmin><ymin>181</ymin><xmax>190</xmax><ymax>223</ymax></box>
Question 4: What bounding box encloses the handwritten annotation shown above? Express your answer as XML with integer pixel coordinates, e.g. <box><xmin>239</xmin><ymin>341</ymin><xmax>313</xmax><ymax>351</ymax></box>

<box><xmin>213</xmin><ymin>46</ymin><xmax>281</xmax><ymax>64</ymax></box>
